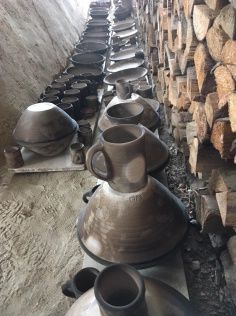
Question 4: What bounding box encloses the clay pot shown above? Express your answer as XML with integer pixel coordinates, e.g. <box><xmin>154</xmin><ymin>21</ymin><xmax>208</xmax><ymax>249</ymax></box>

<box><xmin>61</xmin><ymin>96</ymin><xmax>80</xmax><ymax>120</ymax></box>
<box><xmin>70</xmin><ymin>53</ymin><xmax>105</xmax><ymax>67</ymax></box>
<box><xmin>47</xmin><ymin>82</ymin><xmax>67</xmax><ymax>92</ymax></box>
<box><xmin>4</xmin><ymin>146</ymin><xmax>24</xmax><ymax>168</ymax></box>
<box><xmin>136</xmin><ymin>84</ymin><xmax>153</xmax><ymax>99</ymax></box>
<box><xmin>75</xmin><ymin>41</ymin><xmax>108</xmax><ymax>54</ymax></box>
<box><xmin>54</xmin><ymin>77</ymin><xmax>71</xmax><ymax>88</ymax></box>
<box><xmin>41</xmin><ymin>96</ymin><xmax>60</xmax><ymax>105</ymax></box>
<box><xmin>78</xmin><ymin>125</ymin><xmax>187</xmax><ymax>266</ymax></box>
<box><xmin>78</xmin><ymin>126</ymin><xmax>93</xmax><ymax>147</ymax></box>
<box><xmin>115</xmin><ymin>79</ymin><xmax>132</xmax><ymax>99</ymax></box>
<box><xmin>78</xmin><ymin>120</ymin><xmax>91</xmax><ymax>129</ymax></box>
<box><xmin>106</xmin><ymin>102</ymin><xmax>144</xmax><ymax>125</ymax></box>
<box><xmin>70</xmin><ymin>143</ymin><xmax>85</xmax><ymax>164</ymax></box>
<box><xmin>65</xmin><ymin>264</ymin><xmax>196</xmax><ymax>316</ymax></box>
<box><xmin>58</xmin><ymin>103</ymin><xmax>75</xmax><ymax>118</ymax></box>
<box><xmin>13</xmin><ymin>103</ymin><xmax>77</xmax><ymax>156</ymax></box>
<box><xmin>62</xmin><ymin>267</ymin><xmax>99</xmax><ymax>299</ymax></box>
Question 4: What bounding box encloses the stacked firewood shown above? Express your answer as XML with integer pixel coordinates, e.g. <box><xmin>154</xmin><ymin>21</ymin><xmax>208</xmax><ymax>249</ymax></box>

<box><xmin>136</xmin><ymin>0</ymin><xmax>236</xmax><ymax>252</ymax></box>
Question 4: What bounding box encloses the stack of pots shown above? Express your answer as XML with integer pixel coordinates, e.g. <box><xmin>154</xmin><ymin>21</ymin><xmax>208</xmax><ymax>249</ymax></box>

<box><xmin>64</xmin><ymin>1</ymin><xmax>195</xmax><ymax>315</ymax></box>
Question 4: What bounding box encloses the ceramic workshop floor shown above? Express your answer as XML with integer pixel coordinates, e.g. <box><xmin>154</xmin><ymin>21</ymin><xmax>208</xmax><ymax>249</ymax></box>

<box><xmin>0</xmin><ymin>168</ymin><xmax>96</xmax><ymax>316</ymax></box>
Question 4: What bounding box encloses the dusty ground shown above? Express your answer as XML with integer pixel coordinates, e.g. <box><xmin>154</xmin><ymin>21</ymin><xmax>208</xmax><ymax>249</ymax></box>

<box><xmin>159</xmin><ymin>107</ymin><xmax>236</xmax><ymax>316</ymax></box>
<box><xmin>0</xmin><ymin>168</ymin><xmax>96</xmax><ymax>316</ymax></box>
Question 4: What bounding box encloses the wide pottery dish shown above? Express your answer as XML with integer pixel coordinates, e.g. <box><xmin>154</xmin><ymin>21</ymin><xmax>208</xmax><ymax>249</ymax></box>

<box><xmin>65</xmin><ymin>264</ymin><xmax>197</xmax><ymax>316</ymax></box>
<box><xmin>112</xmin><ymin>21</ymin><xmax>135</xmax><ymax>32</ymax></box>
<box><xmin>107</xmin><ymin>58</ymin><xmax>144</xmax><ymax>73</ymax></box>
<box><xmin>75</xmin><ymin>41</ymin><xmax>108</xmax><ymax>54</ymax></box>
<box><xmin>78</xmin><ymin>125</ymin><xmax>188</xmax><ymax>267</ymax></box>
<box><xmin>70</xmin><ymin>53</ymin><xmax>105</xmax><ymax>66</ymax></box>
<box><xmin>110</xmin><ymin>47</ymin><xmax>144</xmax><ymax>61</ymax></box>
<box><xmin>13</xmin><ymin>103</ymin><xmax>77</xmax><ymax>156</ymax></box>
<box><xmin>104</xmin><ymin>67</ymin><xmax>148</xmax><ymax>85</ymax></box>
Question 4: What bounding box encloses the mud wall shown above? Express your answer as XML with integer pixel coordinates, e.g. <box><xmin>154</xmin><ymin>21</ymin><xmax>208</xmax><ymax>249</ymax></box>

<box><xmin>0</xmin><ymin>0</ymin><xmax>90</xmax><ymax>163</ymax></box>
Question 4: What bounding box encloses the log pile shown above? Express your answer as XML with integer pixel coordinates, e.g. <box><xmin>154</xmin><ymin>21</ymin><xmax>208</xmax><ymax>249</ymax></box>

<box><xmin>136</xmin><ymin>0</ymin><xmax>236</xmax><ymax>231</ymax></box>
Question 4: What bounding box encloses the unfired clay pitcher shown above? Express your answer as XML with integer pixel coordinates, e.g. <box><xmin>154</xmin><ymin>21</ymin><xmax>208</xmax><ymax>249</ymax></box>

<box><xmin>78</xmin><ymin>125</ymin><xmax>187</xmax><ymax>267</ymax></box>
<box><xmin>65</xmin><ymin>264</ymin><xmax>196</xmax><ymax>316</ymax></box>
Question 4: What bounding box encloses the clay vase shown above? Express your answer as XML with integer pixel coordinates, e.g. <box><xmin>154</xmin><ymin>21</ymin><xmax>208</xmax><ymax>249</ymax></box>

<box><xmin>115</xmin><ymin>79</ymin><xmax>133</xmax><ymax>100</ymax></box>
<box><xmin>78</xmin><ymin>125</ymin><xmax>188</xmax><ymax>267</ymax></box>
<box><xmin>92</xmin><ymin>124</ymin><xmax>169</xmax><ymax>174</ymax></box>
<box><xmin>65</xmin><ymin>264</ymin><xmax>196</xmax><ymax>316</ymax></box>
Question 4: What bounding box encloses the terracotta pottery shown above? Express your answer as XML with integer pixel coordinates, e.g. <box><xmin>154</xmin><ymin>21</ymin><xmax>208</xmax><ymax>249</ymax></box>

<box><xmin>75</xmin><ymin>41</ymin><xmax>108</xmax><ymax>54</ymax></box>
<box><xmin>70</xmin><ymin>143</ymin><xmax>85</xmax><ymax>164</ymax></box>
<box><xmin>4</xmin><ymin>146</ymin><xmax>24</xmax><ymax>168</ymax></box>
<box><xmin>115</xmin><ymin>79</ymin><xmax>132</xmax><ymax>99</ymax></box>
<box><xmin>78</xmin><ymin>120</ymin><xmax>91</xmax><ymax>129</ymax></box>
<box><xmin>41</xmin><ymin>96</ymin><xmax>60</xmax><ymax>105</ymax></box>
<box><xmin>70</xmin><ymin>53</ymin><xmax>105</xmax><ymax>66</ymax></box>
<box><xmin>92</xmin><ymin>124</ymin><xmax>169</xmax><ymax>174</ymax></box>
<box><xmin>90</xmin><ymin>10</ymin><xmax>109</xmax><ymax>18</ymax></box>
<box><xmin>54</xmin><ymin>77</ymin><xmax>70</xmax><ymax>88</ymax></box>
<box><xmin>98</xmin><ymin>100</ymin><xmax>160</xmax><ymax>132</ymax></box>
<box><xmin>13</xmin><ymin>103</ymin><xmax>77</xmax><ymax>156</ymax></box>
<box><xmin>64</xmin><ymin>89</ymin><xmax>81</xmax><ymax>99</ymax></box>
<box><xmin>106</xmin><ymin>103</ymin><xmax>144</xmax><ymax>125</ymax></box>
<box><xmin>104</xmin><ymin>68</ymin><xmax>148</xmax><ymax>85</ymax></box>
<box><xmin>113</xmin><ymin>28</ymin><xmax>138</xmax><ymax>39</ymax></box>
<box><xmin>62</xmin><ymin>267</ymin><xmax>99</xmax><ymax>299</ymax></box>
<box><xmin>66</xmin><ymin>265</ymin><xmax>196</xmax><ymax>316</ymax></box>
<box><xmin>78</xmin><ymin>125</ymin><xmax>187</xmax><ymax>266</ymax></box>
<box><xmin>57</xmin><ymin>103</ymin><xmax>75</xmax><ymax>118</ymax></box>
<box><xmin>61</xmin><ymin>96</ymin><xmax>80</xmax><ymax>120</ymax></box>
<box><xmin>107</xmin><ymin>58</ymin><xmax>144</xmax><ymax>73</ymax></box>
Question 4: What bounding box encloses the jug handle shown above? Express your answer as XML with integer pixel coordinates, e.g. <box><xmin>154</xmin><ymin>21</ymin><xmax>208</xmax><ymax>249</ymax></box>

<box><xmin>86</xmin><ymin>143</ymin><xmax>112</xmax><ymax>181</ymax></box>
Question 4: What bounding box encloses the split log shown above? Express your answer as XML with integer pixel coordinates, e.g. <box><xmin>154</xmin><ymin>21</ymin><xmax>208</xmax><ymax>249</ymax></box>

<box><xmin>211</xmin><ymin>118</ymin><xmax>236</xmax><ymax>159</ymax></box>
<box><xmin>188</xmin><ymin>137</ymin><xmax>231</xmax><ymax>178</ymax></box>
<box><xmin>176</xmin><ymin>93</ymin><xmax>191</xmax><ymax>110</ymax></box>
<box><xmin>177</xmin><ymin>11</ymin><xmax>187</xmax><ymax>50</ymax></box>
<box><xmin>221</xmin><ymin>40</ymin><xmax>236</xmax><ymax>80</ymax></box>
<box><xmin>204</xmin><ymin>0</ymin><xmax>229</xmax><ymax>11</ymax></box>
<box><xmin>193</xmin><ymin>5</ymin><xmax>217</xmax><ymax>41</ymax></box>
<box><xmin>178</xmin><ymin>18</ymin><xmax>198</xmax><ymax>74</ymax></box>
<box><xmin>194</xmin><ymin>43</ymin><xmax>216</xmax><ymax>95</ymax></box>
<box><xmin>214</xmin><ymin>65</ymin><xmax>235</xmax><ymax>105</ymax></box>
<box><xmin>183</xmin><ymin>0</ymin><xmax>205</xmax><ymax>17</ymax></box>
<box><xmin>194</xmin><ymin>101</ymin><xmax>211</xmax><ymax>143</ymax></box>
<box><xmin>186</xmin><ymin>121</ymin><xmax>197</xmax><ymax>145</ymax></box>
<box><xmin>176</xmin><ymin>75</ymin><xmax>187</xmax><ymax>95</ymax></box>
<box><xmin>187</xmin><ymin>66</ymin><xmax>201</xmax><ymax>100</ymax></box>
<box><xmin>189</xmin><ymin>96</ymin><xmax>205</xmax><ymax>114</ymax></box>
<box><xmin>227</xmin><ymin>236</ymin><xmax>236</xmax><ymax>265</ymax></box>
<box><xmin>205</xmin><ymin>92</ymin><xmax>228</xmax><ymax>128</ymax></box>
<box><xmin>168</xmin><ymin>76</ymin><xmax>178</xmax><ymax>106</ymax></box>
<box><xmin>209</xmin><ymin>168</ymin><xmax>236</xmax><ymax>226</ymax></box>
<box><xmin>228</xmin><ymin>92</ymin><xmax>236</xmax><ymax>132</ymax></box>
<box><xmin>197</xmin><ymin>195</ymin><xmax>225</xmax><ymax>234</ymax></box>
<box><xmin>214</xmin><ymin>4</ymin><xmax>236</xmax><ymax>40</ymax></box>
<box><xmin>164</xmin><ymin>42</ymin><xmax>181</xmax><ymax>76</ymax></box>
<box><xmin>206</xmin><ymin>25</ymin><xmax>230</xmax><ymax>62</ymax></box>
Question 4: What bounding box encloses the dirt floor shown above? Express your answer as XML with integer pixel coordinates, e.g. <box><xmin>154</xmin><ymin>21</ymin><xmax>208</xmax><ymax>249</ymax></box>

<box><xmin>0</xmin><ymin>168</ymin><xmax>96</xmax><ymax>316</ymax></box>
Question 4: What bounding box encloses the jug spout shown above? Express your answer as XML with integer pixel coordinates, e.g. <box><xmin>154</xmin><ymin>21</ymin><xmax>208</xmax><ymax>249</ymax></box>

<box><xmin>94</xmin><ymin>264</ymin><xmax>149</xmax><ymax>316</ymax></box>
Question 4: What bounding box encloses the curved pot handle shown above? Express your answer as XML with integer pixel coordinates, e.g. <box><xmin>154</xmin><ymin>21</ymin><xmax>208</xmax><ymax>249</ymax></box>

<box><xmin>82</xmin><ymin>184</ymin><xmax>101</xmax><ymax>204</ymax></box>
<box><xmin>86</xmin><ymin>142</ymin><xmax>112</xmax><ymax>181</ymax></box>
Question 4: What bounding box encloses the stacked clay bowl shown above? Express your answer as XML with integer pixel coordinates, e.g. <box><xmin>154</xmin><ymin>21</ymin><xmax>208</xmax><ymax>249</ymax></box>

<box><xmin>13</xmin><ymin>103</ymin><xmax>77</xmax><ymax>156</ymax></box>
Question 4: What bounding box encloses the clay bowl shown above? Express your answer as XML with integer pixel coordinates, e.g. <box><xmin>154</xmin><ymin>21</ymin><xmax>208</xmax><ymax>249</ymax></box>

<box><xmin>75</xmin><ymin>41</ymin><xmax>108</xmax><ymax>54</ymax></box>
<box><xmin>107</xmin><ymin>58</ymin><xmax>144</xmax><ymax>73</ymax></box>
<box><xmin>110</xmin><ymin>47</ymin><xmax>143</xmax><ymax>61</ymax></box>
<box><xmin>83</xmin><ymin>32</ymin><xmax>109</xmax><ymax>42</ymax></box>
<box><xmin>13</xmin><ymin>103</ymin><xmax>77</xmax><ymax>156</ymax></box>
<box><xmin>70</xmin><ymin>53</ymin><xmax>105</xmax><ymax>66</ymax></box>
<box><xmin>106</xmin><ymin>103</ymin><xmax>144</xmax><ymax>125</ymax></box>
<box><xmin>66</xmin><ymin>65</ymin><xmax>103</xmax><ymax>80</ymax></box>
<box><xmin>112</xmin><ymin>21</ymin><xmax>135</xmax><ymax>32</ymax></box>
<box><xmin>113</xmin><ymin>28</ymin><xmax>138</xmax><ymax>39</ymax></box>
<box><xmin>87</xmin><ymin>20</ymin><xmax>110</xmax><ymax>27</ymax></box>
<box><xmin>90</xmin><ymin>10</ymin><xmax>109</xmax><ymax>18</ymax></box>
<box><xmin>104</xmin><ymin>67</ymin><xmax>148</xmax><ymax>85</ymax></box>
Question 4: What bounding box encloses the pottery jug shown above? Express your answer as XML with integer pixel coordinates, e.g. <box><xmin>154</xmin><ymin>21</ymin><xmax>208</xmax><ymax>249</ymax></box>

<box><xmin>78</xmin><ymin>125</ymin><xmax>187</xmax><ymax>267</ymax></box>
<box><xmin>65</xmin><ymin>264</ymin><xmax>196</xmax><ymax>316</ymax></box>
<box><xmin>115</xmin><ymin>79</ymin><xmax>132</xmax><ymax>100</ymax></box>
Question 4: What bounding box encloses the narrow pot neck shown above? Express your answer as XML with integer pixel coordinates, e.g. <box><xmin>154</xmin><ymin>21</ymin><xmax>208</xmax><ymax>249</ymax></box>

<box><xmin>95</xmin><ymin>265</ymin><xmax>149</xmax><ymax>316</ymax></box>
<box><xmin>102</xmin><ymin>125</ymin><xmax>148</xmax><ymax>193</ymax></box>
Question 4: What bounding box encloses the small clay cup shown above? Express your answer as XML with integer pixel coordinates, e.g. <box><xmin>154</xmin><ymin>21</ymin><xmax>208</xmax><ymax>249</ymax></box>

<box><xmin>64</xmin><ymin>88</ymin><xmax>81</xmax><ymax>99</ymax></box>
<box><xmin>40</xmin><ymin>89</ymin><xmax>61</xmax><ymax>100</ymax></box>
<box><xmin>41</xmin><ymin>96</ymin><xmax>60</xmax><ymax>105</ymax></box>
<box><xmin>136</xmin><ymin>84</ymin><xmax>153</xmax><ymax>99</ymax></box>
<box><xmin>115</xmin><ymin>79</ymin><xmax>132</xmax><ymax>100</ymax></box>
<box><xmin>61</xmin><ymin>96</ymin><xmax>80</xmax><ymax>120</ymax></box>
<box><xmin>70</xmin><ymin>143</ymin><xmax>85</xmax><ymax>164</ymax></box>
<box><xmin>61</xmin><ymin>267</ymin><xmax>99</xmax><ymax>299</ymax></box>
<box><xmin>47</xmin><ymin>82</ymin><xmax>67</xmax><ymax>92</ymax></box>
<box><xmin>4</xmin><ymin>146</ymin><xmax>24</xmax><ymax>168</ymax></box>
<box><xmin>54</xmin><ymin>77</ymin><xmax>70</xmax><ymax>88</ymax></box>
<box><xmin>78</xmin><ymin>126</ymin><xmax>93</xmax><ymax>147</ymax></box>
<box><xmin>85</xmin><ymin>95</ymin><xmax>99</xmax><ymax>110</ymax></box>
<box><xmin>58</xmin><ymin>103</ymin><xmax>75</xmax><ymax>118</ymax></box>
